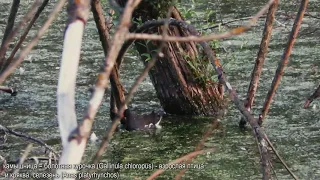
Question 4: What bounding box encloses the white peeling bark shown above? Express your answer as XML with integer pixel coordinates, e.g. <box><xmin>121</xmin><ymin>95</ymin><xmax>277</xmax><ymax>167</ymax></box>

<box><xmin>56</xmin><ymin>20</ymin><xmax>85</xmax><ymax>179</ymax></box>
<box><xmin>57</xmin><ymin>21</ymin><xmax>84</xmax><ymax>148</ymax></box>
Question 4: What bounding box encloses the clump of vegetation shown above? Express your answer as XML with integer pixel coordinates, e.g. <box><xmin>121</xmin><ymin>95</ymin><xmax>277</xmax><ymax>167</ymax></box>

<box><xmin>183</xmin><ymin>52</ymin><xmax>218</xmax><ymax>87</ymax></box>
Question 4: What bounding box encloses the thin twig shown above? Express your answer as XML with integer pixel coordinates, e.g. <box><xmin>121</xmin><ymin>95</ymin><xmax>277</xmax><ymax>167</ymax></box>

<box><xmin>125</xmin><ymin>0</ymin><xmax>274</xmax><ymax>42</ymax></box>
<box><xmin>305</xmin><ymin>12</ymin><xmax>320</xmax><ymax>20</ymax></box>
<box><xmin>0</xmin><ymin>0</ymin><xmax>67</xmax><ymax>85</ymax></box>
<box><xmin>0</xmin><ymin>125</ymin><xmax>59</xmax><ymax>157</ymax></box>
<box><xmin>0</xmin><ymin>0</ymin><xmax>20</xmax><ymax>67</ymax></box>
<box><xmin>3</xmin><ymin>0</ymin><xmax>50</xmax><ymax>70</ymax></box>
<box><xmin>200</xmin><ymin>15</ymin><xmax>266</xmax><ymax>31</ymax></box>
<box><xmin>264</xmin><ymin>136</ymin><xmax>298</xmax><ymax>179</ymax></box>
<box><xmin>241</xmin><ymin>0</ymin><xmax>279</xmax><ymax>128</ymax></box>
<box><xmin>147</xmin><ymin>149</ymin><xmax>215</xmax><ymax>180</ymax></box>
<box><xmin>0</xmin><ymin>0</ymin><xmax>40</xmax><ymax>69</ymax></box>
<box><xmin>260</xmin><ymin>0</ymin><xmax>309</xmax><ymax>122</ymax></box>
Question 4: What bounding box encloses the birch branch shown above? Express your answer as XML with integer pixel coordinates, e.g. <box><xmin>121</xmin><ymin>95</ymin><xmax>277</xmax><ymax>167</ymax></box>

<box><xmin>56</xmin><ymin>0</ymin><xmax>141</xmax><ymax>178</ymax></box>
<box><xmin>55</xmin><ymin>0</ymin><xmax>90</xmax><ymax>178</ymax></box>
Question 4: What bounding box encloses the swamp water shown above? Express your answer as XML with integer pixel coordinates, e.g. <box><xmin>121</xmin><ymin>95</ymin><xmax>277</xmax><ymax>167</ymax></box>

<box><xmin>0</xmin><ymin>0</ymin><xmax>319</xmax><ymax>179</ymax></box>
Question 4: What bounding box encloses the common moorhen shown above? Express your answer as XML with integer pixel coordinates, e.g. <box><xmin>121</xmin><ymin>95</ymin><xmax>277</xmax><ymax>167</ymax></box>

<box><xmin>304</xmin><ymin>85</ymin><xmax>320</xmax><ymax>108</ymax></box>
<box><xmin>123</xmin><ymin>109</ymin><xmax>163</xmax><ymax>131</ymax></box>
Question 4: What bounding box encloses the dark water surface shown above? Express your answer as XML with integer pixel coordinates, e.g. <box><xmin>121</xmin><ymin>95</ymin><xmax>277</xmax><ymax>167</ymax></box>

<box><xmin>0</xmin><ymin>0</ymin><xmax>319</xmax><ymax>179</ymax></box>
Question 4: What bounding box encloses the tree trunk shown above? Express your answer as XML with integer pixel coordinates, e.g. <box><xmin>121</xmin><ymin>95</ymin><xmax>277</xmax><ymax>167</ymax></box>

<box><xmin>116</xmin><ymin>0</ymin><xmax>225</xmax><ymax>115</ymax></box>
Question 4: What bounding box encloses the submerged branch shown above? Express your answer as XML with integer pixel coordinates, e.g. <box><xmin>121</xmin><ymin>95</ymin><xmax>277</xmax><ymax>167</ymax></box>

<box><xmin>264</xmin><ymin>136</ymin><xmax>298</xmax><ymax>179</ymax></box>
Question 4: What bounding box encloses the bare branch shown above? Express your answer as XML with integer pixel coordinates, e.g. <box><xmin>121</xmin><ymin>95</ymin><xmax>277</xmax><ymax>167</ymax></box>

<box><xmin>125</xmin><ymin>0</ymin><xmax>274</xmax><ymax>42</ymax></box>
<box><xmin>0</xmin><ymin>0</ymin><xmax>67</xmax><ymax>85</ymax></box>
<box><xmin>90</xmin><ymin>5</ymin><xmax>173</xmax><ymax>167</ymax></box>
<box><xmin>242</xmin><ymin>0</ymin><xmax>279</xmax><ymax>127</ymax></box>
<box><xmin>71</xmin><ymin>0</ymin><xmax>142</xmax><ymax>145</ymax></box>
<box><xmin>0</xmin><ymin>0</ymin><xmax>20</xmax><ymax>63</ymax></box>
<box><xmin>264</xmin><ymin>136</ymin><xmax>298</xmax><ymax>179</ymax></box>
<box><xmin>0</xmin><ymin>0</ymin><xmax>40</xmax><ymax>69</ymax></box>
<box><xmin>3</xmin><ymin>0</ymin><xmax>50</xmax><ymax>70</ymax></box>
<box><xmin>304</xmin><ymin>84</ymin><xmax>320</xmax><ymax>108</ymax></box>
<box><xmin>261</xmin><ymin>0</ymin><xmax>309</xmax><ymax>122</ymax></box>
<box><xmin>0</xmin><ymin>125</ymin><xmax>59</xmax><ymax>157</ymax></box>
<box><xmin>200</xmin><ymin>15</ymin><xmax>266</xmax><ymax>31</ymax></box>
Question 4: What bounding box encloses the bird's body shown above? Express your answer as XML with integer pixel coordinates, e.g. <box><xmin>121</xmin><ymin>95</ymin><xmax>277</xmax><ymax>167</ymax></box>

<box><xmin>123</xmin><ymin>109</ymin><xmax>163</xmax><ymax>131</ymax></box>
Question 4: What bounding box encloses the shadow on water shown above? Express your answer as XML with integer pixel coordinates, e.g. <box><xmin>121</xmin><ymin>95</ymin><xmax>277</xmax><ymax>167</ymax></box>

<box><xmin>0</xmin><ymin>0</ymin><xmax>319</xmax><ymax>179</ymax></box>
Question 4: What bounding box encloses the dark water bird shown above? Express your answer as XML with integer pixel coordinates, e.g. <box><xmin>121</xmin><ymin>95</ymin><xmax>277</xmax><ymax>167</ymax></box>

<box><xmin>110</xmin><ymin>109</ymin><xmax>164</xmax><ymax>131</ymax></box>
<box><xmin>123</xmin><ymin>109</ymin><xmax>163</xmax><ymax>131</ymax></box>
<box><xmin>304</xmin><ymin>85</ymin><xmax>320</xmax><ymax>108</ymax></box>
